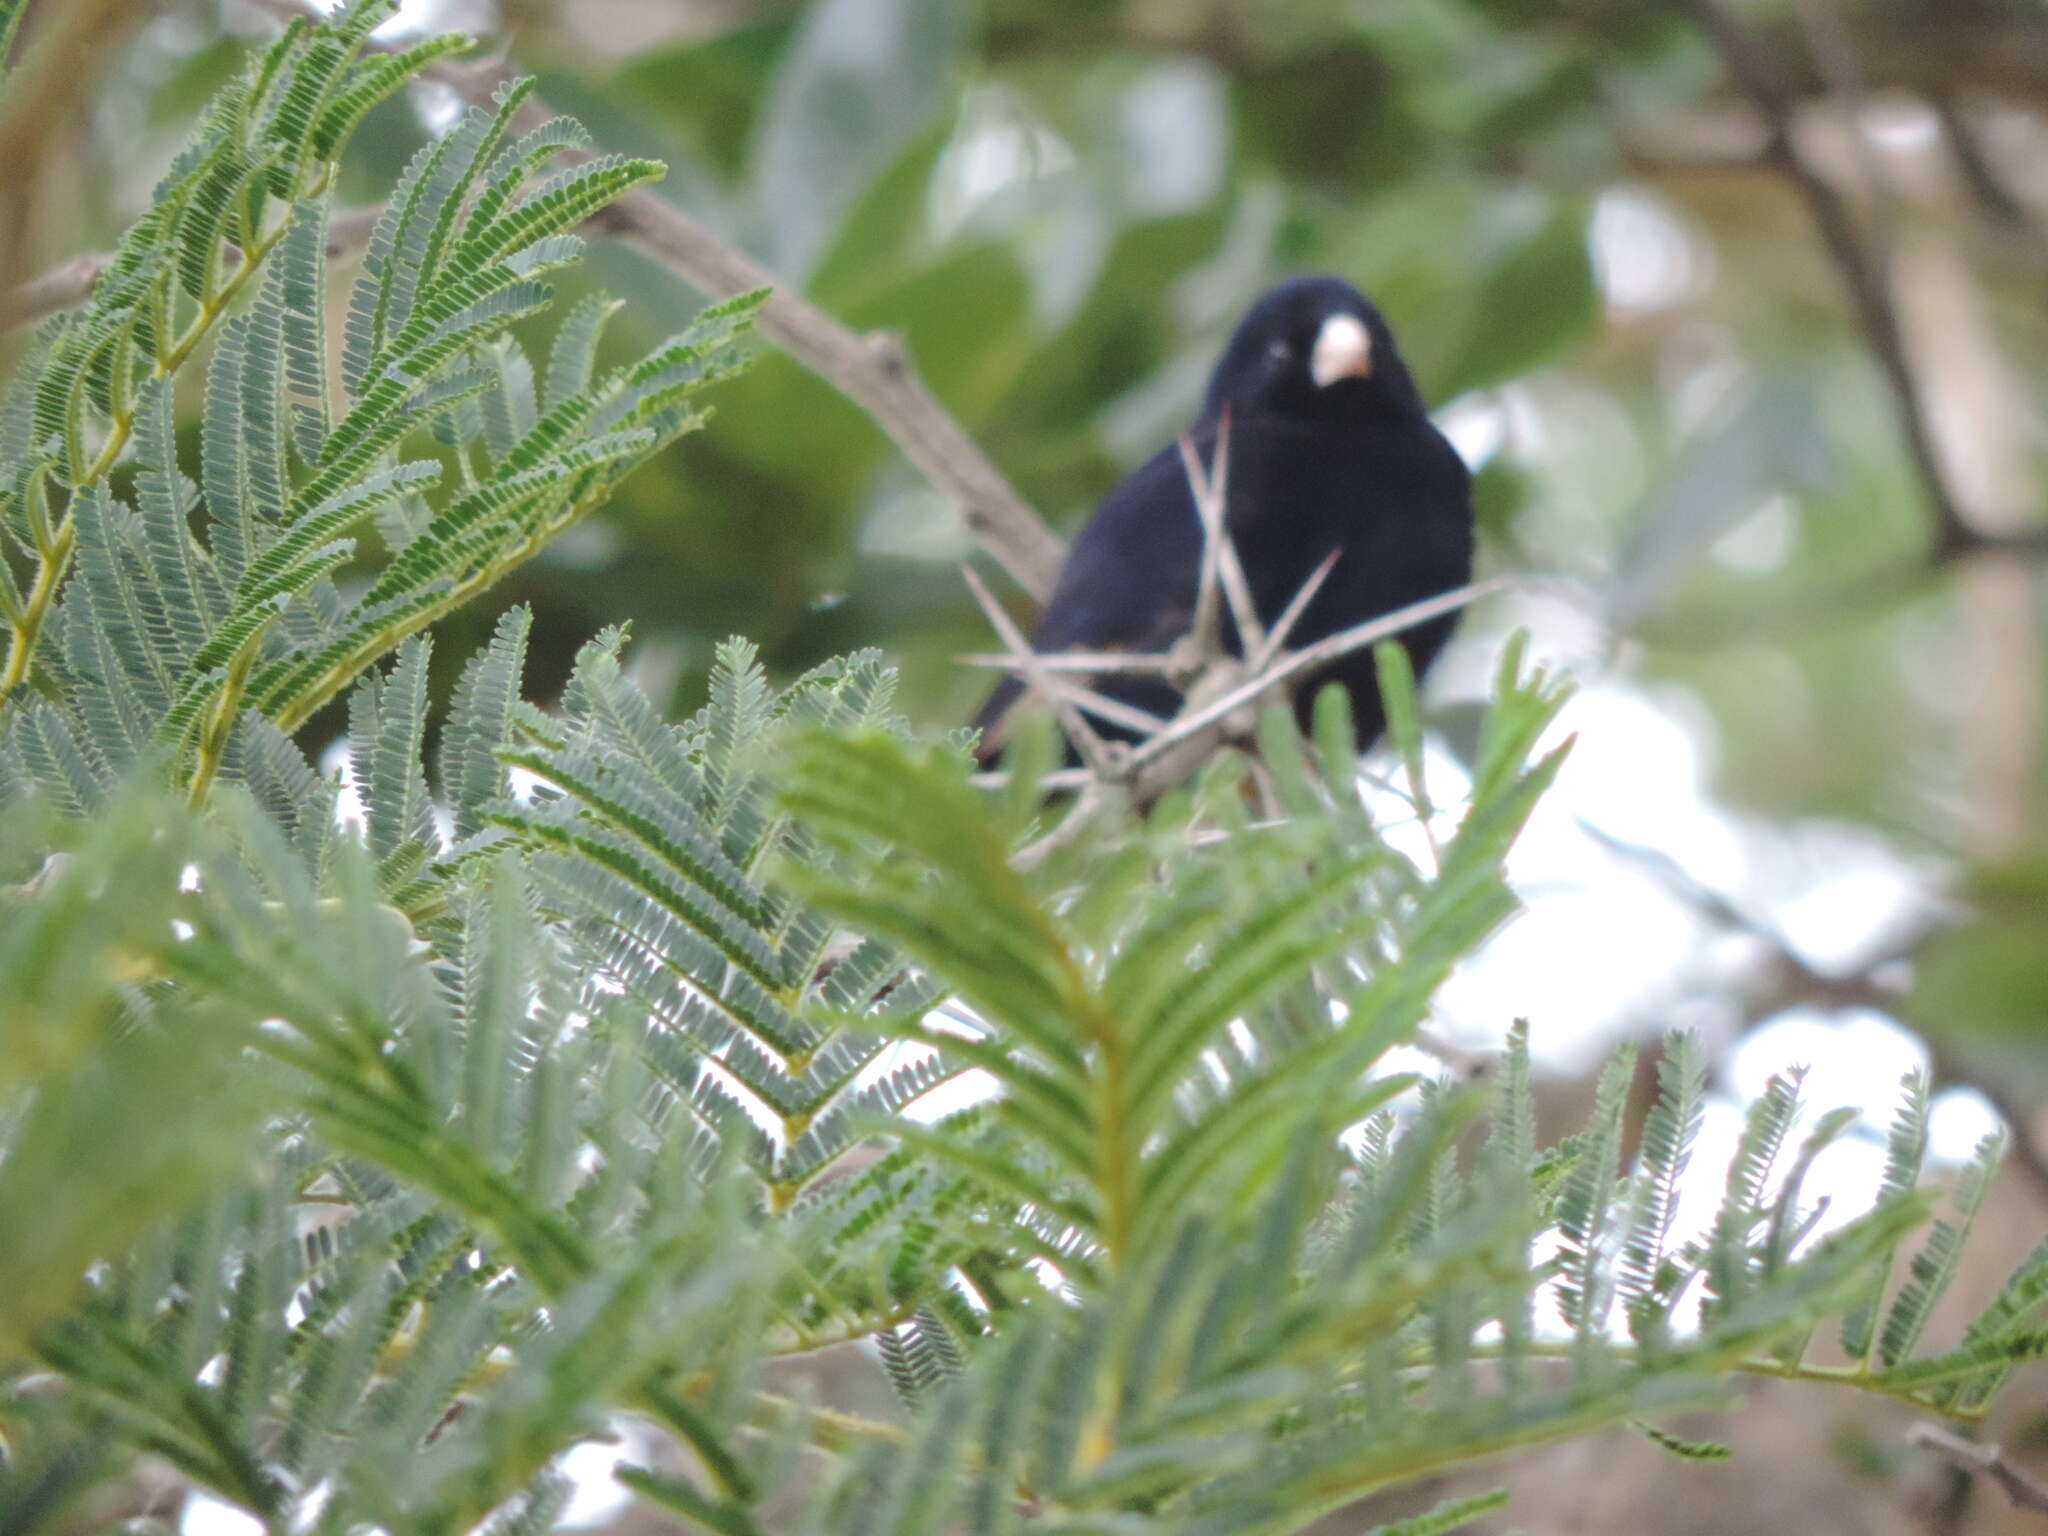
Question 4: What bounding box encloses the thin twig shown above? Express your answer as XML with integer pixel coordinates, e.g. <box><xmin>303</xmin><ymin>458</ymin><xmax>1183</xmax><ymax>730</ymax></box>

<box><xmin>1250</xmin><ymin>546</ymin><xmax>1342</xmax><ymax>673</ymax></box>
<box><xmin>1181</xmin><ymin>428</ymin><xmax>1225</xmax><ymax>665</ymax></box>
<box><xmin>959</xmin><ymin>562</ymin><xmax>1122</xmax><ymax>779</ymax></box>
<box><xmin>956</xmin><ymin>650</ymin><xmax>1178</xmax><ymax>674</ymax></box>
<box><xmin>1907</xmin><ymin>1422</ymin><xmax>2048</xmax><ymax>1517</ymax></box>
<box><xmin>962</xmin><ymin>651</ymin><xmax>1169</xmax><ymax>735</ymax></box>
<box><xmin>1013</xmin><ymin>780</ymin><xmax>1109</xmax><ymax>870</ymax></box>
<box><xmin>0</xmin><ymin>252</ymin><xmax>107</xmax><ymax>332</ymax></box>
<box><xmin>1124</xmin><ymin>577</ymin><xmax>1511</xmax><ymax>773</ymax></box>
<box><xmin>969</xmin><ymin>766</ymin><xmax>1095</xmax><ymax>793</ymax></box>
<box><xmin>1175</xmin><ymin>412</ymin><xmax>1263</xmax><ymax>661</ymax></box>
<box><xmin>242</xmin><ymin>0</ymin><xmax>1064</xmax><ymax>599</ymax></box>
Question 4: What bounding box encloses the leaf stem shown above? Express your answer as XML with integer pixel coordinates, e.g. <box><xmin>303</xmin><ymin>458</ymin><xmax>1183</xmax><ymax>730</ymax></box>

<box><xmin>187</xmin><ymin>621</ymin><xmax>276</xmax><ymax>806</ymax></box>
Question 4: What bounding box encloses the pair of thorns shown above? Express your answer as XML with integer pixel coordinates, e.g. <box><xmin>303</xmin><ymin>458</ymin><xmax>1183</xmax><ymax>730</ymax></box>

<box><xmin>960</xmin><ymin>412</ymin><xmax>1503</xmax><ymax>795</ymax></box>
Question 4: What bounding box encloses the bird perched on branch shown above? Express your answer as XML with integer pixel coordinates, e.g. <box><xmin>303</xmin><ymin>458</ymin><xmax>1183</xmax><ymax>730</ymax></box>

<box><xmin>973</xmin><ymin>276</ymin><xmax>1473</xmax><ymax>768</ymax></box>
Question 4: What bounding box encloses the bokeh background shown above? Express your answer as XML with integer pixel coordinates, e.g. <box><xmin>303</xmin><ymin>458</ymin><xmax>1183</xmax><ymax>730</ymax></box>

<box><xmin>13</xmin><ymin>0</ymin><xmax>2048</xmax><ymax>1528</ymax></box>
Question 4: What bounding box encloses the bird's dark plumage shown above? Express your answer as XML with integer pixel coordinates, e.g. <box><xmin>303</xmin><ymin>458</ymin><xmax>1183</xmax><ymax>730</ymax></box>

<box><xmin>974</xmin><ymin>276</ymin><xmax>1473</xmax><ymax>763</ymax></box>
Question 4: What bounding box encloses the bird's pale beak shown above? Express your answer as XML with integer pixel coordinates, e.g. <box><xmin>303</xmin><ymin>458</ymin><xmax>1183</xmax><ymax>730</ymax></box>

<box><xmin>1309</xmin><ymin>313</ymin><xmax>1373</xmax><ymax>388</ymax></box>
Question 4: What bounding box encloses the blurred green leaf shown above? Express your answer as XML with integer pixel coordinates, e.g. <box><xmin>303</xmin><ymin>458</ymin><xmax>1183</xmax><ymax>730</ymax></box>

<box><xmin>1432</xmin><ymin>201</ymin><xmax>1596</xmax><ymax>398</ymax></box>
<box><xmin>1611</xmin><ymin>377</ymin><xmax>1829</xmax><ymax>625</ymax></box>
<box><xmin>613</xmin><ymin>19</ymin><xmax>796</xmax><ymax>177</ymax></box>
<box><xmin>0</xmin><ymin>791</ymin><xmax>257</xmax><ymax>1352</ymax></box>
<box><xmin>750</xmin><ymin>0</ymin><xmax>971</xmax><ymax>280</ymax></box>
<box><xmin>997</xmin><ymin>205</ymin><xmax>1228</xmax><ymax>440</ymax></box>
<box><xmin>809</xmin><ymin>119</ymin><xmax>954</xmax><ymax>308</ymax></box>
<box><xmin>1913</xmin><ymin>857</ymin><xmax>2048</xmax><ymax>1044</ymax></box>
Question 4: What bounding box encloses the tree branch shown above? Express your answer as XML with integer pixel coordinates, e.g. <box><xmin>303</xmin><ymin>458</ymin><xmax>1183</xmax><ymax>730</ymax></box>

<box><xmin>0</xmin><ymin>252</ymin><xmax>107</xmax><ymax>331</ymax></box>
<box><xmin>1907</xmin><ymin>1422</ymin><xmax>2048</xmax><ymax>1518</ymax></box>
<box><xmin>1673</xmin><ymin>0</ymin><xmax>2007</xmax><ymax>563</ymax></box>
<box><xmin>243</xmin><ymin>0</ymin><xmax>1065</xmax><ymax>599</ymax></box>
<box><xmin>591</xmin><ymin>198</ymin><xmax>1063</xmax><ymax>597</ymax></box>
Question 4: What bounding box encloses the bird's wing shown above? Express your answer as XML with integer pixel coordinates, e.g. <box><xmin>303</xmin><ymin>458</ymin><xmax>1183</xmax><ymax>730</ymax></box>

<box><xmin>1032</xmin><ymin>445</ymin><xmax>1204</xmax><ymax>650</ymax></box>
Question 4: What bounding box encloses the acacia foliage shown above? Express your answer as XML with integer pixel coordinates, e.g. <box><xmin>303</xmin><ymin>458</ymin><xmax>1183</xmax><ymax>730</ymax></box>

<box><xmin>0</xmin><ymin>7</ymin><xmax>2044</xmax><ymax>1535</ymax></box>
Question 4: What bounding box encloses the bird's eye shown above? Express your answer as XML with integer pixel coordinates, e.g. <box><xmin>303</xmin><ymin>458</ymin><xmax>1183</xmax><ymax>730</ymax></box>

<box><xmin>1265</xmin><ymin>338</ymin><xmax>1292</xmax><ymax>363</ymax></box>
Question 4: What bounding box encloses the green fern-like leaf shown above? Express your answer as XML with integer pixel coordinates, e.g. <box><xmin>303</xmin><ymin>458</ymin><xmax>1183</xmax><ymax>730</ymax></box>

<box><xmin>1364</xmin><ymin>1488</ymin><xmax>1512</xmax><ymax>1536</ymax></box>
<box><xmin>1620</xmin><ymin>1032</ymin><xmax>1706</xmax><ymax>1343</ymax></box>
<box><xmin>1841</xmin><ymin>1069</ymin><xmax>1929</xmax><ymax>1361</ymax></box>
<box><xmin>1878</xmin><ymin>1128</ymin><xmax>2002</xmax><ymax>1368</ymax></box>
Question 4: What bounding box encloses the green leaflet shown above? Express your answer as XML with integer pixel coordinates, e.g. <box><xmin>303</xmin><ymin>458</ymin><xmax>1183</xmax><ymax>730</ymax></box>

<box><xmin>1</xmin><ymin>14</ymin><xmax>756</xmax><ymax>801</ymax></box>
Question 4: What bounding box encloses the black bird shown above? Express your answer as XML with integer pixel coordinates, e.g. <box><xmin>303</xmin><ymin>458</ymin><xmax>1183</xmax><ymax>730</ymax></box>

<box><xmin>974</xmin><ymin>276</ymin><xmax>1473</xmax><ymax>763</ymax></box>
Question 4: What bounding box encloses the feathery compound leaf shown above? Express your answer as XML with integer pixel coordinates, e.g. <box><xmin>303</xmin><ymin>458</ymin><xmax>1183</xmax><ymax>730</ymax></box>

<box><xmin>1878</xmin><ymin>1129</ymin><xmax>2002</xmax><ymax>1369</ymax></box>
<box><xmin>1841</xmin><ymin>1069</ymin><xmax>1929</xmax><ymax>1361</ymax></box>
<box><xmin>458</xmin><ymin>119</ymin><xmax>596</xmax><ymax>265</ymax></box>
<box><xmin>217</xmin><ymin>460</ymin><xmax>441</xmax><ymax>628</ymax></box>
<box><xmin>1554</xmin><ymin>1042</ymin><xmax>1636</xmax><ymax>1347</ymax></box>
<box><xmin>782</xmin><ymin>728</ymin><xmax>1093</xmax><ymax>1076</ymax></box>
<box><xmin>457</xmin><ymin>155</ymin><xmax>662</xmax><ymax>267</ymax></box>
<box><xmin>1703</xmin><ymin>1066</ymin><xmax>1804</xmax><ymax>1324</ymax></box>
<box><xmin>271</xmin><ymin>200</ymin><xmax>333</xmax><ymax>461</ymax></box>
<box><xmin>171</xmin><ymin>142</ymin><xmax>269</xmax><ymax>302</ymax></box>
<box><xmin>1936</xmin><ymin>1234</ymin><xmax>2048</xmax><ymax>1414</ymax></box>
<box><xmin>1634</xmin><ymin>1423</ymin><xmax>1732</xmax><ymax>1462</ymax></box>
<box><xmin>1620</xmin><ymin>1032</ymin><xmax>1706</xmax><ymax>1342</ymax></box>
<box><xmin>202</xmin><ymin>309</ymin><xmax>258</xmax><ymax>581</ymax></box>
<box><xmin>258</xmin><ymin>29</ymin><xmax>356</xmax><ymax>195</ymax></box>
<box><xmin>234</xmin><ymin>277</ymin><xmax>293</xmax><ymax>558</ymax></box>
<box><xmin>0</xmin><ymin>0</ymin><xmax>414</xmax><ymax>687</ymax></box>
<box><xmin>1373</xmin><ymin>639</ymin><xmax>1430</xmax><ymax>823</ymax></box>
<box><xmin>545</xmin><ymin>293</ymin><xmax>619</xmax><ymax>411</ymax></box>
<box><xmin>441</xmin><ymin>606</ymin><xmax>533</xmax><ymax>840</ymax></box>
<box><xmin>1363</xmin><ymin>1488</ymin><xmax>1512</xmax><ymax>1535</ymax></box>
<box><xmin>344</xmin><ymin>97</ymin><xmax>503</xmax><ymax>389</ymax></box>
<box><xmin>133</xmin><ymin>378</ymin><xmax>221</xmax><ymax>662</ymax></box>
<box><xmin>310</xmin><ymin>34</ymin><xmax>473</xmax><ymax>161</ymax></box>
<box><xmin>478</xmin><ymin>337</ymin><xmax>540</xmax><ymax>462</ymax></box>
<box><xmin>878</xmin><ymin>1306</ymin><xmax>967</xmax><ymax>1409</ymax></box>
<box><xmin>359</xmin><ymin>428</ymin><xmax>653</xmax><ymax>607</ymax></box>
<box><xmin>349</xmin><ymin>637</ymin><xmax>437</xmax><ymax>862</ymax></box>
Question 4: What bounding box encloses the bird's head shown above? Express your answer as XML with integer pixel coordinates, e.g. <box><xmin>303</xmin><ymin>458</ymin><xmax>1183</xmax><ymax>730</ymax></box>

<box><xmin>1201</xmin><ymin>276</ymin><xmax>1423</xmax><ymax>425</ymax></box>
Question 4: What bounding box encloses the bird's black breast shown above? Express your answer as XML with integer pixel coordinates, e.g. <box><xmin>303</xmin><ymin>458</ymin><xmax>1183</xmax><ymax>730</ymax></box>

<box><xmin>1231</xmin><ymin>410</ymin><xmax>1473</xmax><ymax>742</ymax></box>
<box><xmin>973</xmin><ymin>404</ymin><xmax>1472</xmax><ymax>758</ymax></box>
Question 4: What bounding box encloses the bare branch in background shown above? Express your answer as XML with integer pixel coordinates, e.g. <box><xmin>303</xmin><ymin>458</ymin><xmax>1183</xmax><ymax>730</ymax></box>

<box><xmin>0</xmin><ymin>0</ymin><xmax>157</xmax><ymax>321</ymax></box>
<box><xmin>1907</xmin><ymin>1423</ymin><xmax>2048</xmax><ymax>1518</ymax></box>
<box><xmin>1675</xmin><ymin>0</ymin><xmax>2045</xmax><ymax>564</ymax></box>
<box><xmin>0</xmin><ymin>253</ymin><xmax>108</xmax><ymax>332</ymax></box>
<box><xmin>605</xmin><ymin>201</ymin><xmax>1065</xmax><ymax>599</ymax></box>
<box><xmin>243</xmin><ymin>0</ymin><xmax>1066</xmax><ymax>600</ymax></box>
